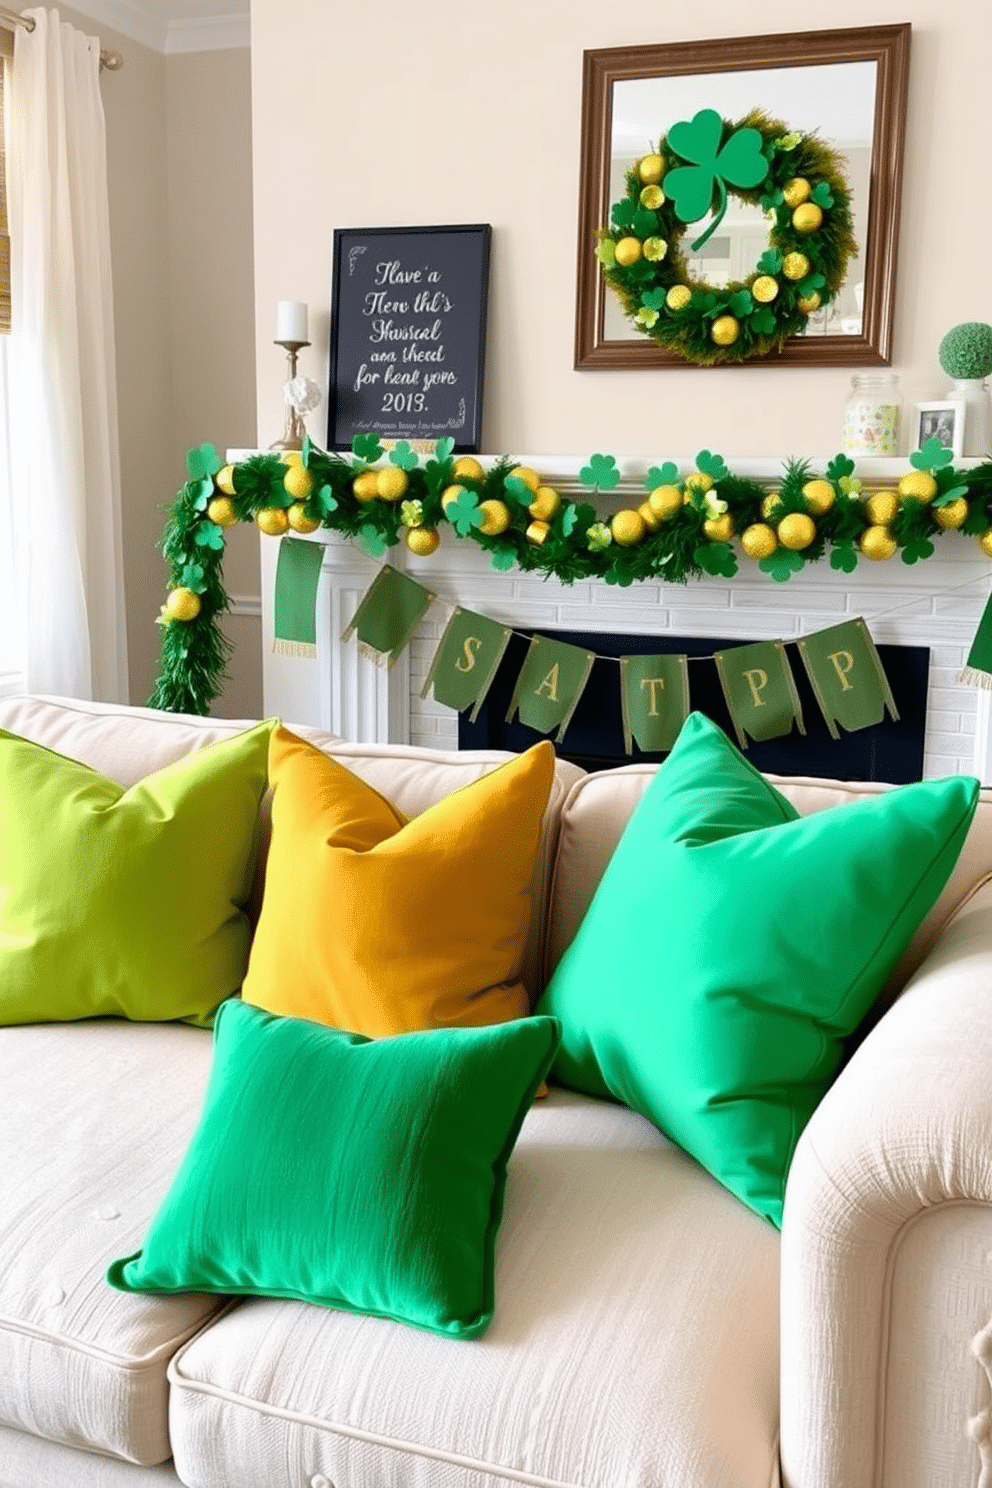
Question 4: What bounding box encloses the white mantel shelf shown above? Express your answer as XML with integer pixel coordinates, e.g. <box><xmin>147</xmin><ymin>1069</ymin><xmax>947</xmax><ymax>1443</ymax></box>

<box><xmin>245</xmin><ymin>453</ymin><xmax>992</xmax><ymax>783</ymax></box>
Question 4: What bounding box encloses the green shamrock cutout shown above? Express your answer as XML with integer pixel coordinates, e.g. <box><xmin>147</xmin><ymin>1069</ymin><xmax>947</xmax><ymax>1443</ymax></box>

<box><xmin>352</xmin><ymin>434</ymin><xmax>383</xmax><ymax>463</ymax></box>
<box><xmin>695</xmin><ymin>449</ymin><xmax>730</xmax><ymax>481</ymax></box>
<box><xmin>826</xmin><ymin>452</ymin><xmax>856</xmax><ymax>482</ymax></box>
<box><xmin>434</xmin><ymin>437</ymin><xmax>455</xmax><ymax>462</ymax></box>
<box><xmin>663</xmin><ymin>110</ymin><xmax>769</xmax><ymax>251</ymax></box>
<box><xmin>756</xmin><ymin>249</ymin><xmax>783</xmax><ymax>274</ymax></box>
<box><xmin>750</xmin><ymin>308</ymin><xmax>777</xmax><ymax>335</ymax></box>
<box><xmin>728</xmin><ymin>289</ymin><xmax>753</xmax><ymax>318</ymax></box>
<box><xmin>636</xmin><ymin>307</ymin><xmax>659</xmax><ymax>328</ymax></box>
<box><xmin>586</xmin><ymin>522</ymin><xmax>613</xmax><ymax>552</ymax></box>
<box><xmin>694</xmin><ymin>541</ymin><xmax>738</xmax><ymax>579</ymax></box>
<box><xmin>186</xmin><ymin>442</ymin><xmax>222</xmax><ymax>480</ymax></box>
<box><xmin>632</xmin><ymin>209</ymin><xmax>659</xmax><ymax>238</ymax></box>
<box><xmin>357</xmin><ymin>523</ymin><xmax>388</xmax><ymax>558</ymax></box>
<box><xmin>315</xmin><ymin>484</ymin><xmax>338</xmax><ymax>518</ymax></box>
<box><xmin>389</xmin><ymin>441</ymin><xmax>419</xmax><ymax>471</ymax></box>
<box><xmin>611</xmin><ymin>199</ymin><xmax>636</xmax><ymax>230</ymax></box>
<box><xmin>645</xmin><ymin>462</ymin><xmax>679</xmax><ymax>489</ymax></box>
<box><xmin>193</xmin><ymin>521</ymin><xmax>225</xmax><ymax>551</ymax></box>
<box><xmin>191</xmin><ymin>478</ymin><xmax>214</xmax><ymax>512</ymax></box>
<box><xmin>910</xmin><ymin>436</ymin><xmax>955</xmax><ymax>472</ymax></box>
<box><xmin>446</xmin><ymin>489</ymin><xmax>485</xmax><ymax>536</ymax></box>
<box><xmin>759</xmin><ymin>548</ymin><xmax>805</xmax><ymax>581</ymax></box>
<box><xmin>503</xmin><ymin>475</ymin><xmax>533</xmax><ymax>505</ymax></box>
<box><xmin>901</xmin><ymin>536</ymin><xmax>935</xmax><ymax>565</ymax></box>
<box><xmin>179</xmin><ymin>562</ymin><xmax>206</xmax><ymax>594</ymax></box>
<box><xmin>829</xmin><ymin>543</ymin><xmax>859</xmax><ymax>574</ymax></box>
<box><xmin>595</xmin><ymin>239</ymin><xmax>617</xmax><ymax>268</ymax></box>
<box><xmin>300</xmin><ymin>435</ymin><xmax>312</xmax><ymax>467</ymax></box>
<box><xmin>579</xmin><ymin>453</ymin><xmax>621</xmax><ymax>491</ymax></box>
<box><xmin>561</xmin><ymin>505</ymin><xmax>579</xmax><ymax>537</ymax></box>
<box><xmin>641</xmin><ymin>288</ymin><xmax>665</xmax><ymax>310</ymax></box>
<box><xmin>810</xmin><ymin>182</ymin><xmax>834</xmax><ymax>209</ymax></box>
<box><xmin>798</xmin><ymin>273</ymin><xmax>826</xmax><ymax>299</ymax></box>
<box><xmin>491</xmin><ymin>544</ymin><xmax>517</xmax><ymax>572</ymax></box>
<box><xmin>933</xmin><ymin>485</ymin><xmax>969</xmax><ymax>508</ymax></box>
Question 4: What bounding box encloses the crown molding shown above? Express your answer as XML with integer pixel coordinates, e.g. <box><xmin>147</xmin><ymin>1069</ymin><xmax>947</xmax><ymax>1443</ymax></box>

<box><xmin>60</xmin><ymin>0</ymin><xmax>248</xmax><ymax>53</ymax></box>
<box><xmin>166</xmin><ymin>13</ymin><xmax>249</xmax><ymax>52</ymax></box>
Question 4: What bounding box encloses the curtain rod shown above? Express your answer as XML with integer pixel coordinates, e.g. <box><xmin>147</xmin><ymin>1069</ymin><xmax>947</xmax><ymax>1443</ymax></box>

<box><xmin>0</xmin><ymin>6</ymin><xmax>124</xmax><ymax>70</ymax></box>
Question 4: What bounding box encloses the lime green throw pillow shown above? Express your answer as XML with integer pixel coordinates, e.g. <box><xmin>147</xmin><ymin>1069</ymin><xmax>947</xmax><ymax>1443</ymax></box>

<box><xmin>108</xmin><ymin>1000</ymin><xmax>560</xmax><ymax>1337</ymax></box>
<box><xmin>0</xmin><ymin>721</ymin><xmax>273</xmax><ymax>1026</ymax></box>
<box><xmin>537</xmin><ymin>712</ymin><xmax>978</xmax><ymax>1227</ymax></box>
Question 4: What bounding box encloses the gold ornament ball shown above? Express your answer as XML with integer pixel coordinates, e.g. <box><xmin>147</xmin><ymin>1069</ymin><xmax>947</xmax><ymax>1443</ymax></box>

<box><xmin>287</xmin><ymin>502</ymin><xmax>321</xmax><ymax>534</ymax></box>
<box><xmin>441</xmin><ymin>483</ymin><xmax>466</xmax><ymax>510</ymax></box>
<box><xmin>979</xmin><ymin>529</ymin><xmax>992</xmax><ymax>559</ymax></box>
<box><xmin>256</xmin><ymin>506</ymin><xmax>290</xmax><ymax>537</ymax></box>
<box><xmin>283</xmin><ymin>463</ymin><xmax>315</xmax><ymax>501</ymax></box>
<box><xmin>860</xmin><ymin>525</ymin><xmax>898</xmax><ymax>561</ymax></box>
<box><xmin>352</xmin><ymin>471</ymin><xmax>380</xmax><ymax>503</ymax></box>
<box><xmin>797</xmin><ymin>292</ymin><xmax>822</xmax><ymax>314</ymax></box>
<box><xmin>508</xmin><ymin>465</ymin><xmax>541</xmax><ymax>495</ymax></box>
<box><xmin>206</xmin><ymin>495</ymin><xmax>239</xmax><ymax>528</ymax></box>
<box><xmin>802</xmin><ymin>479</ymin><xmax>835</xmax><ymax>515</ymax></box>
<box><xmin>642</xmin><ymin>236</ymin><xmax>668</xmax><ymax>262</ymax></box>
<box><xmin>683</xmin><ymin>471</ymin><xmax>714</xmax><ymax>497</ymax></box>
<box><xmin>478</xmin><ymin>499</ymin><xmax>512</xmax><ymax>536</ymax></box>
<box><xmin>782</xmin><ymin>176</ymin><xmax>812</xmax><ymax>207</ymax></box>
<box><xmin>529</xmin><ymin>485</ymin><xmax>561</xmax><ymax>522</ymax></box>
<box><xmin>613</xmin><ymin>237</ymin><xmax>643</xmax><ymax>268</ymax></box>
<box><xmin>792</xmin><ymin>202</ymin><xmax>824</xmax><ymax>234</ymax></box>
<box><xmin>934</xmin><ymin>497</ymin><xmax>968</xmax><ymax>529</ymax></box>
<box><xmin>164</xmin><ymin>587</ymin><xmax>201</xmax><ymax>622</ymax></box>
<box><xmin>666</xmin><ymin>284</ymin><xmax>692</xmax><ymax>311</ymax></box>
<box><xmin>898</xmin><ymin>470</ymin><xmax>939</xmax><ymax>504</ymax></box>
<box><xmin>452</xmin><ymin>456</ymin><xmax>485</xmax><ymax>482</ymax></box>
<box><xmin>526</xmin><ymin>519</ymin><xmax>551</xmax><ymax>546</ymax></box>
<box><xmin>637</xmin><ymin>153</ymin><xmax>665</xmax><ymax>184</ymax></box>
<box><xmin>215</xmin><ymin>464</ymin><xmax>237</xmax><ymax>496</ymax></box>
<box><xmin>637</xmin><ymin>500</ymin><xmax>661</xmax><ymax>532</ymax></box>
<box><xmin>406</xmin><ymin>525</ymin><xmax>441</xmax><ymax>556</ymax></box>
<box><xmin>648</xmin><ymin>484</ymin><xmax>683</xmax><ymax>520</ymax></box>
<box><xmin>639</xmin><ymin>184</ymin><xmax>665</xmax><ymax>209</ymax></box>
<box><xmin>752</xmin><ymin>275</ymin><xmax>779</xmax><ymax>304</ymax></box>
<box><xmin>761</xmin><ymin>491</ymin><xmax>784</xmax><ymax>521</ymax></box>
<box><xmin>710</xmin><ymin>315</ymin><xmax>740</xmax><ymax>347</ymax></box>
<box><xmin>782</xmin><ymin>252</ymin><xmax>811</xmax><ymax>281</ymax></box>
<box><xmin>865</xmin><ymin>490</ymin><xmax>900</xmax><ymax>526</ymax></box>
<box><xmin>611</xmin><ymin>509</ymin><xmax>647</xmax><ymax>546</ymax></box>
<box><xmin>777</xmin><ymin>512</ymin><xmax>817</xmax><ymax>550</ymax></box>
<box><xmin>376</xmin><ymin>466</ymin><xmax>409</xmax><ymax>502</ymax></box>
<box><xmin>741</xmin><ymin>523</ymin><xmax>778</xmax><ymax>559</ymax></box>
<box><xmin>703</xmin><ymin>513</ymin><xmax>735</xmax><ymax>543</ymax></box>
<box><xmin>280</xmin><ymin>450</ymin><xmax>304</xmax><ymax>467</ymax></box>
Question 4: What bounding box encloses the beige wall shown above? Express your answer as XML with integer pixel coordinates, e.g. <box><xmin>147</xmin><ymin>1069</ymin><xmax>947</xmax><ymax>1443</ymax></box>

<box><xmin>250</xmin><ymin>0</ymin><xmax>991</xmax><ymax>459</ymax></box>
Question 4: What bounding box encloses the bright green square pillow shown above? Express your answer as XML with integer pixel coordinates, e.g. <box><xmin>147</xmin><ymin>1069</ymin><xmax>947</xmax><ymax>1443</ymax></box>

<box><xmin>0</xmin><ymin>720</ymin><xmax>274</xmax><ymax>1026</ymax></box>
<box><xmin>536</xmin><ymin>712</ymin><xmax>978</xmax><ymax>1227</ymax></box>
<box><xmin>108</xmin><ymin>1000</ymin><xmax>560</xmax><ymax>1337</ymax></box>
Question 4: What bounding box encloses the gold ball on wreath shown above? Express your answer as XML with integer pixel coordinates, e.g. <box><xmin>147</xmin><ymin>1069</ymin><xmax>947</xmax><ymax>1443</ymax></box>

<box><xmin>283</xmin><ymin>463</ymin><xmax>315</xmax><ymax>501</ymax></box>
<box><xmin>752</xmin><ymin>275</ymin><xmax>779</xmax><ymax>303</ymax></box>
<box><xmin>637</xmin><ymin>500</ymin><xmax>661</xmax><ymax>532</ymax></box>
<box><xmin>406</xmin><ymin>525</ymin><xmax>440</xmax><ymax>556</ymax></box>
<box><xmin>762</xmin><ymin>491</ymin><xmax>784</xmax><ymax>521</ymax></box>
<box><xmin>703</xmin><ymin>513</ymin><xmax>735</xmax><ymax>543</ymax></box>
<box><xmin>611</xmin><ymin>509</ymin><xmax>647</xmax><ymax>546</ymax></box>
<box><xmin>666</xmin><ymin>284</ymin><xmax>692</xmax><ymax>311</ymax></box>
<box><xmin>741</xmin><ymin>523</ymin><xmax>778</xmax><ymax>559</ymax></box>
<box><xmin>287</xmin><ymin>502</ymin><xmax>321</xmax><ymax>534</ymax></box>
<box><xmin>352</xmin><ymin>471</ymin><xmax>380</xmax><ymax>503</ymax></box>
<box><xmin>934</xmin><ymin>497</ymin><xmax>968</xmax><ymax>529</ymax></box>
<box><xmin>777</xmin><ymin>512</ymin><xmax>817</xmax><ymax>550</ymax></box>
<box><xmin>478</xmin><ymin>499</ymin><xmax>512</xmax><ymax>536</ymax></box>
<box><xmin>164</xmin><ymin>587</ymin><xmax>201</xmax><ymax>622</ymax></box>
<box><xmin>637</xmin><ymin>153</ymin><xmax>665</xmax><ymax>184</ymax></box>
<box><xmin>376</xmin><ymin>467</ymin><xmax>409</xmax><ymax>501</ymax></box>
<box><xmin>648</xmin><ymin>484</ymin><xmax>683</xmax><ymax>520</ymax></box>
<box><xmin>710</xmin><ymin>315</ymin><xmax>740</xmax><ymax>346</ymax></box>
<box><xmin>792</xmin><ymin>202</ymin><xmax>824</xmax><ymax>234</ymax></box>
<box><xmin>683</xmin><ymin>471</ymin><xmax>714</xmax><ymax>497</ymax></box>
<box><xmin>897</xmin><ymin>471</ymin><xmax>939</xmax><ymax>503</ymax></box>
<box><xmin>214</xmin><ymin>464</ymin><xmax>237</xmax><ymax>496</ymax></box>
<box><xmin>509</xmin><ymin>465</ymin><xmax>541</xmax><ymax>495</ymax></box>
<box><xmin>639</xmin><ymin>185</ymin><xmax>665</xmax><ymax>210</ymax></box>
<box><xmin>865</xmin><ymin>490</ymin><xmax>900</xmax><ymax>526</ymax></box>
<box><xmin>256</xmin><ymin>506</ymin><xmax>290</xmax><ymax>536</ymax></box>
<box><xmin>978</xmin><ymin>529</ymin><xmax>992</xmax><ymax>559</ymax></box>
<box><xmin>782</xmin><ymin>177</ymin><xmax>812</xmax><ymax>207</ymax></box>
<box><xmin>860</xmin><ymin>525</ymin><xmax>898</xmax><ymax>561</ymax></box>
<box><xmin>452</xmin><ymin>456</ymin><xmax>484</xmax><ymax>482</ymax></box>
<box><xmin>281</xmin><ymin>451</ymin><xmax>304</xmax><ymax>467</ymax></box>
<box><xmin>782</xmin><ymin>252</ymin><xmax>811</xmax><ymax>281</ymax></box>
<box><xmin>802</xmin><ymin>479</ymin><xmax>835</xmax><ymax>515</ymax></box>
<box><xmin>614</xmin><ymin>237</ymin><xmax>643</xmax><ymax>267</ymax></box>
<box><xmin>797</xmin><ymin>292</ymin><xmax>822</xmax><ymax>314</ymax></box>
<box><xmin>528</xmin><ymin>486</ymin><xmax>561</xmax><ymax>521</ymax></box>
<box><xmin>206</xmin><ymin>496</ymin><xmax>240</xmax><ymax>527</ymax></box>
<box><xmin>441</xmin><ymin>483</ymin><xmax>466</xmax><ymax>510</ymax></box>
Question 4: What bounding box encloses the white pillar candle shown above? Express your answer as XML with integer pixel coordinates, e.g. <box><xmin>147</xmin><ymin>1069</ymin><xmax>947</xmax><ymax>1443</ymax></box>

<box><xmin>275</xmin><ymin>300</ymin><xmax>308</xmax><ymax>343</ymax></box>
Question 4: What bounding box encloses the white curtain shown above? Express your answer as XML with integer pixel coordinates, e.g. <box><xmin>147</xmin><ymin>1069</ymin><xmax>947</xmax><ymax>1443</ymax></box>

<box><xmin>2</xmin><ymin>6</ymin><xmax>127</xmax><ymax>700</ymax></box>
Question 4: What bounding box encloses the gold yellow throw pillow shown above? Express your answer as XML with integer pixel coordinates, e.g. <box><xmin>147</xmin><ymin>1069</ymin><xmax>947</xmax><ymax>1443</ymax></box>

<box><xmin>242</xmin><ymin>727</ymin><xmax>556</xmax><ymax>1036</ymax></box>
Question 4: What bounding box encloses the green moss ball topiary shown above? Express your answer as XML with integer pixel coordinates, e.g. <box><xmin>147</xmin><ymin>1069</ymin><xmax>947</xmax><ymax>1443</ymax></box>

<box><xmin>938</xmin><ymin>321</ymin><xmax>992</xmax><ymax>380</ymax></box>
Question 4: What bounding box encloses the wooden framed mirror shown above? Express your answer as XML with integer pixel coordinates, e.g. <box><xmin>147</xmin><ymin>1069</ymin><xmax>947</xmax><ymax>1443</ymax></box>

<box><xmin>574</xmin><ymin>25</ymin><xmax>911</xmax><ymax>369</ymax></box>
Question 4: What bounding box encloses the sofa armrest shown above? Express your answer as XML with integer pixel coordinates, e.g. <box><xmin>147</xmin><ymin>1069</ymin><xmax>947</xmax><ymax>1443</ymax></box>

<box><xmin>779</xmin><ymin>880</ymin><xmax>992</xmax><ymax>1488</ymax></box>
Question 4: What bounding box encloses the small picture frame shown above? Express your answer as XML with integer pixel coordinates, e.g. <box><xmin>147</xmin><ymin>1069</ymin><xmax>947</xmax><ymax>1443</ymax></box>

<box><xmin>913</xmin><ymin>399</ymin><xmax>965</xmax><ymax>459</ymax></box>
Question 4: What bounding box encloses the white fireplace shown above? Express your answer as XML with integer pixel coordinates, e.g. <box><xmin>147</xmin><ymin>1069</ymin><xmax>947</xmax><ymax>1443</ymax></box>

<box><xmin>257</xmin><ymin>455</ymin><xmax>992</xmax><ymax>783</ymax></box>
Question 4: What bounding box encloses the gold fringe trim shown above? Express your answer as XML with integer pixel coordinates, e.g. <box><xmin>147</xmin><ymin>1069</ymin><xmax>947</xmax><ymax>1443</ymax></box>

<box><xmin>273</xmin><ymin>639</ymin><xmax>317</xmax><ymax>659</ymax></box>
<box><xmin>959</xmin><ymin>664</ymin><xmax>992</xmax><ymax>690</ymax></box>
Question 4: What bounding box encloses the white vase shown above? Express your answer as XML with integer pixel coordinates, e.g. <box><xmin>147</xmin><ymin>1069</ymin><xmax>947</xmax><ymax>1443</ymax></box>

<box><xmin>944</xmin><ymin>378</ymin><xmax>992</xmax><ymax>457</ymax></box>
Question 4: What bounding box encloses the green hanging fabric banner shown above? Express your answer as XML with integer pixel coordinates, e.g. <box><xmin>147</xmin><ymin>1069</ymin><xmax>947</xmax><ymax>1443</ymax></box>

<box><xmin>619</xmin><ymin>653</ymin><xmax>690</xmax><ymax>754</ymax></box>
<box><xmin>341</xmin><ymin>565</ymin><xmax>433</xmax><ymax>668</ymax></box>
<box><xmin>714</xmin><ymin>639</ymin><xmax>805</xmax><ymax>749</ymax></box>
<box><xmin>506</xmin><ymin>634</ymin><xmax>596</xmax><ymax>742</ymax></box>
<box><xmin>273</xmin><ymin>536</ymin><xmax>325</xmax><ymax>657</ymax></box>
<box><xmin>797</xmin><ymin>618</ymin><xmax>898</xmax><ymax>738</ymax></box>
<box><xmin>422</xmin><ymin>607</ymin><xmax>513</xmax><ymax>721</ymax></box>
<box><xmin>960</xmin><ymin>590</ymin><xmax>992</xmax><ymax>689</ymax></box>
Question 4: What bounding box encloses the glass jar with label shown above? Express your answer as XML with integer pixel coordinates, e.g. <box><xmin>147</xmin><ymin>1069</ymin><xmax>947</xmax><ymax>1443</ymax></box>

<box><xmin>841</xmin><ymin>373</ymin><xmax>902</xmax><ymax>456</ymax></box>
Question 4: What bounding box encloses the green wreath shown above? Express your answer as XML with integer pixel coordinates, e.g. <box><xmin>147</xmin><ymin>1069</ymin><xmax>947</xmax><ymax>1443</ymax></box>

<box><xmin>598</xmin><ymin>108</ymin><xmax>857</xmax><ymax>365</ymax></box>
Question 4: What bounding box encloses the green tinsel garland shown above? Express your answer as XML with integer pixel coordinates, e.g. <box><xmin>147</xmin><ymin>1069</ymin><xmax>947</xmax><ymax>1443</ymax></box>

<box><xmin>149</xmin><ymin>433</ymin><xmax>992</xmax><ymax>716</ymax></box>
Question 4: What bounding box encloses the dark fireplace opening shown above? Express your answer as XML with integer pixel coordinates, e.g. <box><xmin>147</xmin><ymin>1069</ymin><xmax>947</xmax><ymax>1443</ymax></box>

<box><xmin>458</xmin><ymin>629</ymin><xmax>930</xmax><ymax>784</ymax></box>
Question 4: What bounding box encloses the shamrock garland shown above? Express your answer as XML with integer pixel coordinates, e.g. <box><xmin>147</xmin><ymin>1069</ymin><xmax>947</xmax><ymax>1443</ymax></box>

<box><xmin>149</xmin><ymin>434</ymin><xmax>992</xmax><ymax>717</ymax></box>
<box><xmin>597</xmin><ymin>107</ymin><xmax>857</xmax><ymax>365</ymax></box>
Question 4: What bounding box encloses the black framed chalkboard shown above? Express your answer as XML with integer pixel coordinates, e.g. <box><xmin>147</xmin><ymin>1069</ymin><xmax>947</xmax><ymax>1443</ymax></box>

<box><xmin>327</xmin><ymin>224</ymin><xmax>491</xmax><ymax>452</ymax></box>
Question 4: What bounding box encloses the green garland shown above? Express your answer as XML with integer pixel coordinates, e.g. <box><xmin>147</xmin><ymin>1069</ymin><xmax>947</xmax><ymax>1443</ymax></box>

<box><xmin>597</xmin><ymin>109</ymin><xmax>857</xmax><ymax>365</ymax></box>
<box><xmin>149</xmin><ymin>432</ymin><xmax>992</xmax><ymax>716</ymax></box>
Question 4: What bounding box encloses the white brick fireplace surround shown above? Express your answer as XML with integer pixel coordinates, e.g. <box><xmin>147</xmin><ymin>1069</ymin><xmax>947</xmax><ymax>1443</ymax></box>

<box><xmin>258</xmin><ymin>455</ymin><xmax>992</xmax><ymax>784</ymax></box>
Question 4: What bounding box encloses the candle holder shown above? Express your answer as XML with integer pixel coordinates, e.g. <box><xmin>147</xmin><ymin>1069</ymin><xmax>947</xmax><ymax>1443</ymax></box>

<box><xmin>270</xmin><ymin>339</ymin><xmax>311</xmax><ymax>451</ymax></box>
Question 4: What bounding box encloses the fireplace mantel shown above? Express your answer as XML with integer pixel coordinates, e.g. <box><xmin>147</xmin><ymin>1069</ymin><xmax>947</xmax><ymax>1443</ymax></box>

<box><xmin>252</xmin><ymin>454</ymin><xmax>992</xmax><ymax>783</ymax></box>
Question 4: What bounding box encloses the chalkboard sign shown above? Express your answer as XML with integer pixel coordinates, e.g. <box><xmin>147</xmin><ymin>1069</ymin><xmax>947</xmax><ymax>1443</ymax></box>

<box><xmin>327</xmin><ymin>224</ymin><xmax>491</xmax><ymax>452</ymax></box>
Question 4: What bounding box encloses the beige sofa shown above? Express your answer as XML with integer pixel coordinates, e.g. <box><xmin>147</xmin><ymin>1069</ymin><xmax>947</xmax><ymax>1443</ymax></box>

<box><xmin>1</xmin><ymin>693</ymin><xmax>991</xmax><ymax>1488</ymax></box>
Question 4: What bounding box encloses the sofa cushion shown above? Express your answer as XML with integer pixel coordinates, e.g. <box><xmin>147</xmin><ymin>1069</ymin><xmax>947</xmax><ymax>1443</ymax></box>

<box><xmin>109</xmin><ymin>1001</ymin><xmax>560</xmax><ymax>1338</ymax></box>
<box><xmin>0</xmin><ymin>1021</ymin><xmax>223</xmax><ymax>1465</ymax></box>
<box><xmin>0</xmin><ymin>719</ymin><xmax>272</xmax><ymax>1025</ymax></box>
<box><xmin>537</xmin><ymin>712</ymin><xmax>979</xmax><ymax>1227</ymax></box>
<box><xmin>167</xmin><ymin>1088</ymin><xmax>781</xmax><ymax>1488</ymax></box>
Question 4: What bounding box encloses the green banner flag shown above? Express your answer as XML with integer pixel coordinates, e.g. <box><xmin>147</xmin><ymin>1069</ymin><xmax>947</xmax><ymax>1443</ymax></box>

<box><xmin>341</xmin><ymin>565</ymin><xmax>433</xmax><ymax>668</ymax></box>
<box><xmin>961</xmin><ymin>590</ymin><xmax>992</xmax><ymax>689</ymax></box>
<box><xmin>797</xmin><ymin>618</ymin><xmax>898</xmax><ymax>738</ymax></box>
<box><xmin>273</xmin><ymin>536</ymin><xmax>325</xmax><ymax>657</ymax></box>
<box><xmin>714</xmin><ymin>639</ymin><xmax>805</xmax><ymax>749</ymax></box>
<box><xmin>619</xmin><ymin>653</ymin><xmax>690</xmax><ymax>754</ymax></box>
<box><xmin>422</xmin><ymin>607</ymin><xmax>513</xmax><ymax>721</ymax></box>
<box><xmin>506</xmin><ymin>635</ymin><xmax>595</xmax><ymax>741</ymax></box>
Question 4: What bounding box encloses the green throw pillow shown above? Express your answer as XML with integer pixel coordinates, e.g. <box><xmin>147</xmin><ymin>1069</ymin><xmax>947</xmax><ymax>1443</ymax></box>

<box><xmin>108</xmin><ymin>1000</ymin><xmax>560</xmax><ymax>1337</ymax></box>
<box><xmin>0</xmin><ymin>721</ymin><xmax>274</xmax><ymax>1025</ymax></box>
<box><xmin>536</xmin><ymin>712</ymin><xmax>978</xmax><ymax>1227</ymax></box>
